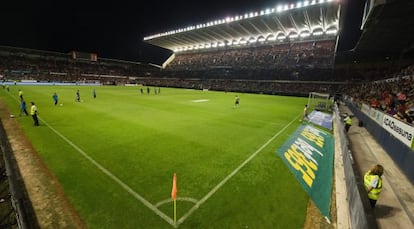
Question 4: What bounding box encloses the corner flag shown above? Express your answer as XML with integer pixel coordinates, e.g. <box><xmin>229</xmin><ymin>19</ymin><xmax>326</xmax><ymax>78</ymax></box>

<box><xmin>171</xmin><ymin>173</ymin><xmax>177</xmax><ymax>225</ymax></box>
<box><xmin>171</xmin><ymin>173</ymin><xmax>177</xmax><ymax>200</ymax></box>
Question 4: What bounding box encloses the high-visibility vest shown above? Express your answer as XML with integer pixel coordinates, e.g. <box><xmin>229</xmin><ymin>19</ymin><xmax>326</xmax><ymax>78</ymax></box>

<box><xmin>364</xmin><ymin>172</ymin><xmax>382</xmax><ymax>200</ymax></box>
<box><xmin>30</xmin><ymin>105</ymin><xmax>37</xmax><ymax>115</ymax></box>
<box><xmin>345</xmin><ymin>116</ymin><xmax>352</xmax><ymax>125</ymax></box>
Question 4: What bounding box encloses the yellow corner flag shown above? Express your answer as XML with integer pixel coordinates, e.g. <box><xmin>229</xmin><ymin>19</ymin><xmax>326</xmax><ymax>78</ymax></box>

<box><xmin>171</xmin><ymin>173</ymin><xmax>177</xmax><ymax>225</ymax></box>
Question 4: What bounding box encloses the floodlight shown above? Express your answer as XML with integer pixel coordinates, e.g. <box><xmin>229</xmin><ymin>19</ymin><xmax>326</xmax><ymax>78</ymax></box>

<box><xmin>276</xmin><ymin>5</ymin><xmax>283</xmax><ymax>12</ymax></box>
<box><xmin>289</xmin><ymin>34</ymin><xmax>299</xmax><ymax>39</ymax></box>
<box><xmin>258</xmin><ymin>37</ymin><xmax>266</xmax><ymax>42</ymax></box>
<box><xmin>277</xmin><ymin>35</ymin><xmax>286</xmax><ymax>40</ymax></box>
<box><xmin>267</xmin><ymin>36</ymin><xmax>276</xmax><ymax>41</ymax></box>
<box><xmin>304</xmin><ymin>1</ymin><xmax>309</xmax><ymax>6</ymax></box>
<box><xmin>300</xmin><ymin>32</ymin><xmax>311</xmax><ymax>37</ymax></box>
<box><xmin>297</xmin><ymin>2</ymin><xmax>303</xmax><ymax>8</ymax></box>
<box><xmin>312</xmin><ymin>31</ymin><xmax>324</xmax><ymax>36</ymax></box>
<box><xmin>326</xmin><ymin>29</ymin><xmax>337</xmax><ymax>34</ymax></box>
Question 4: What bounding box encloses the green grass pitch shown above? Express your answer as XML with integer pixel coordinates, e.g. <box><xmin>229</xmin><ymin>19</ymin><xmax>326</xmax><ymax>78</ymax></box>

<box><xmin>1</xmin><ymin>85</ymin><xmax>309</xmax><ymax>228</ymax></box>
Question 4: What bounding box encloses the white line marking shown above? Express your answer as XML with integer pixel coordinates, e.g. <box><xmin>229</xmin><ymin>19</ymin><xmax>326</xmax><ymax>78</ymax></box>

<box><xmin>191</xmin><ymin>99</ymin><xmax>209</xmax><ymax>103</ymax></box>
<box><xmin>177</xmin><ymin>114</ymin><xmax>300</xmax><ymax>226</ymax></box>
<box><xmin>155</xmin><ymin>197</ymin><xmax>198</xmax><ymax>208</ymax></box>
<box><xmin>40</xmin><ymin>118</ymin><xmax>175</xmax><ymax>226</ymax></box>
<box><xmin>8</xmin><ymin>94</ymin><xmax>175</xmax><ymax>226</ymax></box>
<box><xmin>8</xmin><ymin>93</ymin><xmax>301</xmax><ymax>227</ymax></box>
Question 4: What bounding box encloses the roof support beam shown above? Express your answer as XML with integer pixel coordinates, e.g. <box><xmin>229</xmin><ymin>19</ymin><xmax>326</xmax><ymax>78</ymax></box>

<box><xmin>273</xmin><ymin>15</ymin><xmax>288</xmax><ymax>35</ymax></box>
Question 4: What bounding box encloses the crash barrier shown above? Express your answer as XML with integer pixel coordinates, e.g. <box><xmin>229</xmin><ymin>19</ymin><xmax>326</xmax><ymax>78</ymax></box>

<box><xmin>334</xmin><ymin>104</ymin><xmax>378</xmax><ymax>229</ymax></box>
<box><xmin>0</xmin><ymin>122</ymin><xmax>38</xmax><ymax>228</ymax></box>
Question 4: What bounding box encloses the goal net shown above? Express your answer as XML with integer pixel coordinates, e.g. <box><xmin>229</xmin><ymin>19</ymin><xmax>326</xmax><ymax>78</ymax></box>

<box><xmin>307</xmin><ymin>92</ymin><xmax>331</xmax><ymax>112</ymax></box>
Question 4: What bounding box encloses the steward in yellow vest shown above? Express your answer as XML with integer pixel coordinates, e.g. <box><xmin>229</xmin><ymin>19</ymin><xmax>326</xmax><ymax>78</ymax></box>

<box><xmin>30</xmin><ymin>102</ymin><xmax>39</xmax><ymax>126</ymax></box>
<box><xmin>364</xmin><ymin>164</ymin><xmax>384</xmax><ymax>208</ymax></box>
<box><xmin>344</xmin><ymin>114</ymin><xmax>353</xmax><ymax>132</ymax></box>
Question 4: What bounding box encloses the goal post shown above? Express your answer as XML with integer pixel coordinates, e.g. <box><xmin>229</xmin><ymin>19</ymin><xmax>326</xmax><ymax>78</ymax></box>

<box><xmin>307</xmin><ymin>92</ymin><xmax>331</xmax><ymax>112</ymax></box>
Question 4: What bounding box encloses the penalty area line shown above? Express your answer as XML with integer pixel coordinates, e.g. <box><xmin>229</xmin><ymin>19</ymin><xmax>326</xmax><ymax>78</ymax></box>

<box><xmin>177</xmin><ymin>114</ymin><xmax>301</xmax><ymax>226</ymax></box>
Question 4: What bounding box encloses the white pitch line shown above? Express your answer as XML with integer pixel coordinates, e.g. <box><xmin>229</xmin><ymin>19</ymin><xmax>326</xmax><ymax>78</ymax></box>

<box><xmin>8</xmin><ymin>95</ymin><xmax>175</xmax><ymax>226</ymax></box>
<box><xmin>9</xmin><ymin>93</ymin><xmax>301</xmax><ymax>227</ymax></box>
<box><xmin>155</xmin><ymin>197</ymin><xmax>198</xmax><ymax>208</ymax></box>
<box><xmin>40</xmin><ymin>118</ymin><xmax>175</xmax><ymax>226</ymax></box>
<box><xmin>177</xmin><ymin>114</ymin><xmax>301</xmax><ymax>226</ymax></box>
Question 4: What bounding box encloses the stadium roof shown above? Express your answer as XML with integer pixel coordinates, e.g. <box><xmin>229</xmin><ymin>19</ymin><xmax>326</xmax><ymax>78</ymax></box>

<box><xmin>353</xmin><ymin>0</ymin><xmax>414</xmax><ymax>59</ymax></box>
<box><xmin>143</xmin><ymin>0</ymin><xmax>340</xmax><ymax>52</ymax></box>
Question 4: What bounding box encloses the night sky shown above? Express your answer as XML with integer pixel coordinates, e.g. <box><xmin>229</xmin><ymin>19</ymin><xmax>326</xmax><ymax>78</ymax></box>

<box><xmin>0</xmin><ymin>0</ymin><xmax>365</xmax><ymax>65</ymax></box>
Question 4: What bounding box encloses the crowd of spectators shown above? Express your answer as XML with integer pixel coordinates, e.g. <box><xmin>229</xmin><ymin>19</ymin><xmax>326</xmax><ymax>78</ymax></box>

<box><xmin>165</xmin><ymin>40</ymin><xmax>335</xmax><ymax>78</ymax></box>
<box><xmin>6</xmin><ymin>43</ymin><xmax>414</xmax><ymax>113</ymax></box>
<box><xmin>0</xmin><ymin>41</ymin><xmax>342</xmax><ymax>96</ymax></box>
<box><xmin>135</xmin><ymin>77</ymin><xmax>342</xmax><ymax>96</ymax></box>
<box><xmin>0</xmin><ymin>46</ymin><xmax>158</xmax><ymax>85</ymax></box>
<box><xmin>345</xmin><ymin>64</ymin><xmax>414</xmax><ymax>124</ymax></box>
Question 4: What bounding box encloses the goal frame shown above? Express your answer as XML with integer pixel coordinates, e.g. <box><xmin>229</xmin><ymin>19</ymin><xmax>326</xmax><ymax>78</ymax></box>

<box><xmin>307</xmin><ymin>92</ymin><xmax>331</xmax><ymax>112</ymax></box>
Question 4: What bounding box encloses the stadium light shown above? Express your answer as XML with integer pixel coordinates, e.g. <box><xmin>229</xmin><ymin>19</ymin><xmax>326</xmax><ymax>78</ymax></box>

<box><xmin>276</xmin><ymin>5</ymin><xmax>283</xmax><ymax>12</ymax></box>
<box><xmin>326</xmin><ymin>28</ymin><xmax>337</xmax><ymax>35</ymax></box>
<box><xmin>289</xmin><ymin>34</ymin><xmax>299</xmax><ymax>39</ymax></box>
<box><xmin>265</xmin><ymin>8</ymin><xmax>272</xmax><ymax>15</ymax></box>
<box><xmin>267</xmin><ymin>36</ymin><xmax>276</xmax><ymax>41</ymax></box>
<box><xmin>144</xmin><ymin>0</ymin><xmax>339</xmax><ymax>41</ymax></box>
<box><xmin>312</xmin><ymin>31</ymin><xmax>324</xmax><ymax>36</ymax></box>
<box><xmin>277</xmin><ymin>35</ymin><xmax>286</xmax><ymax>40</ymax></box>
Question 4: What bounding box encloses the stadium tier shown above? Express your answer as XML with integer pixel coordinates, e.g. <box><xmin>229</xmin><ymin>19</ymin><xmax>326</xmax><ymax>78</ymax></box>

<box><xmin>144</xmin><ymin>0</ymin><xmax>339</xmax><ymax>52</ymax></box>
<box><xmin>144</xmin><ymin>0</ymin><xmax>340</xmax><ymax>81</ymax></box>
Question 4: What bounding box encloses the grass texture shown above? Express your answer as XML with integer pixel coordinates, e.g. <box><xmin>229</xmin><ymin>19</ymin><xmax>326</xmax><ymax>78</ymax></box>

<box><xmin>1</xmin><ymin>85</ymin><xmax>309</xmax><ymax>228</ymax></box>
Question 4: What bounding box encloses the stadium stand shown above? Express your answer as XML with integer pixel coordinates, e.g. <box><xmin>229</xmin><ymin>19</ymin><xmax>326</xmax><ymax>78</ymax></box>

<box><xmin>142</xmin><ymin>0</ymin><xmax>341</xmax><ymax>96</ymax></box>
<box><xmin>0</xmin><ymin>46</ymin><xmax>160</xmax><ymax>85</ymax></box>
<box><xmin>0</xmin><ymin>0</ymin><xmax>414</xmax><ymax>228</ymax></box>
